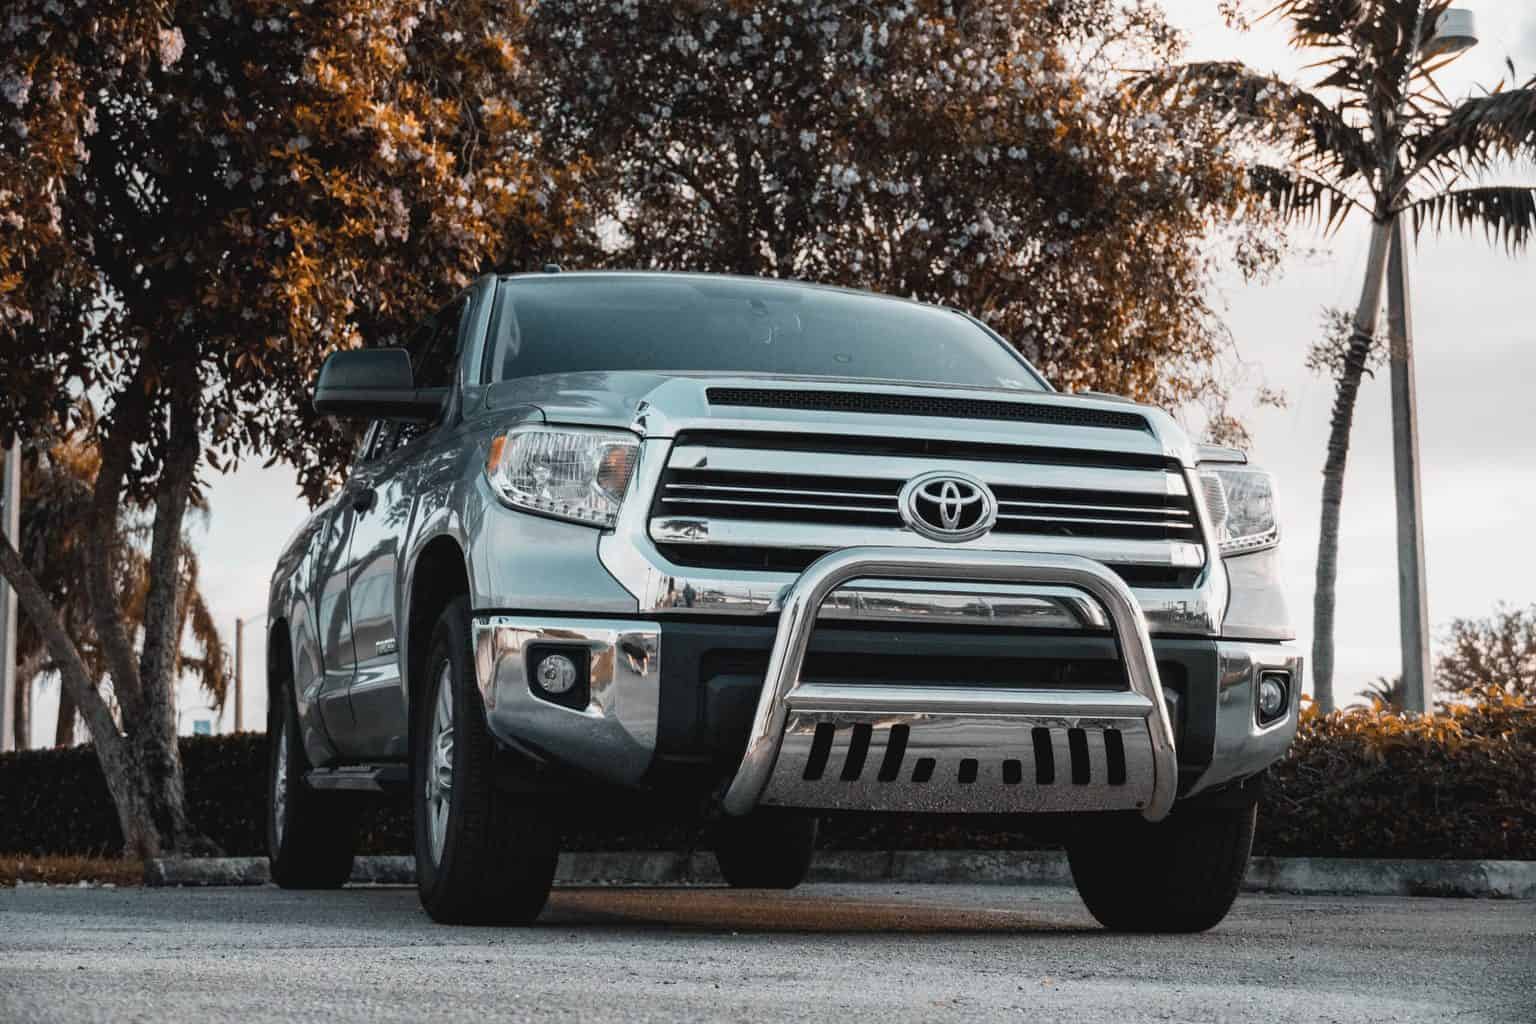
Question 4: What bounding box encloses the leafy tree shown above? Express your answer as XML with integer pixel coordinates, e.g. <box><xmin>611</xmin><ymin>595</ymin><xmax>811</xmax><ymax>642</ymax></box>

<box><xmin>1437</xmin><ymin>604</ymin><xmax>1536</xmax><ymax>698</ymax></box>
<box><xmin>1132</xmin><ymin>1</ymin><xmax>1536</xmax><ymax>709</ymax></box>
<box><xmin>526</xmin><ymin>0</ymin><xmax>1284</xmax><ymax>420</ymax></box>
<box><xmin>0</xmin><ymin>0</ymin><xmax>583</xmax><ymax>855</ymax></box>
<box><xmin>14</xmin><ymin>424</ymin><xmax>225</xmax><ymax>749</ymax></box>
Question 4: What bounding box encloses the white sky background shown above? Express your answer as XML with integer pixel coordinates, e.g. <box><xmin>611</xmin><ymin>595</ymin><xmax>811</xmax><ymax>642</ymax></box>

<box><xmin>25</xmin><ymin>1</ymin><xmax>1536</xmax><ymax>744</ymax></box>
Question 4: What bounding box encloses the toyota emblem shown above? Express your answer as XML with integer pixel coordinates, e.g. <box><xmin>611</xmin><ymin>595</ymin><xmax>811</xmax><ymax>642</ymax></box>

<box><xmin>899</xmin><ymin>470</ymin><xmax>998</xmax><ymax>542</ymax></box>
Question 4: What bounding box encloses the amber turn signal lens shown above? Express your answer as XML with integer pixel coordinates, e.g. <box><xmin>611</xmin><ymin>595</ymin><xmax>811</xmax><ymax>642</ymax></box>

<box><xmin>596</xmin><ymin>443</ymin><xmax>637</xmax><ymax>501</ymax></box>
<box><xmin>486</xmin><ymin>434</ymin><xmax>507</xmax><ymax>474</ymax></box>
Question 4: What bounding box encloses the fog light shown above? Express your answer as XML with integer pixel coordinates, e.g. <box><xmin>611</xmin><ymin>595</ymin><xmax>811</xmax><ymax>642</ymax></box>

<box><xmin>1258</xmin><ymin>674</ymin><xmax>1288</xmax><ymax>723</ymax></box>
<box><xmin>535</xmin><ymin>653</ymin><xmax>579</xmax><ymax>695</ymax></box>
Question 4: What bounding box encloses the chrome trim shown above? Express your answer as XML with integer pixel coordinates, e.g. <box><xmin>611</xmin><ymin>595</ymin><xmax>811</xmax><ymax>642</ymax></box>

<box><xmin>785</xmin><ymin>682</ymin><xmax>1149</xmax><ymax>716</ymax></box>
<box><xmin>763</xmin><ymin>713</ymin><xmax>1160</xmax><ymax>815</ymax></box>
<box><xmin>898</xmin><ymin>470</ymin><xmax>998</xmax><ymax>543</ymax></box>
<box><xmin>818</xmin><ymin>582</ymin><xmax>1110</xmax><ymax>631</ymax></box>
<box><xmin>995</xmin><ymin>512</ymin><xmax>1196</xmax><ymax>531</ymax></box>
<box><xmin>648</xmin><ymin>517</ymin><xmax>1206</xmax><ymax>568</ymax></box>
<box><xmin>668</xmin><ymin>444</ymin><xmax>1189</xmax><ymax>497</ymax></box>
<box><xmin>664</xmin><ymin>482</ymin><xmax>895</xmax><ymax>501</ymax></box>
<box><xmin>1185</xmin><ymin>641</ymin><xmax>1303</xmax><ymax>796</ymax></box>
<box><xmin>659</xmin><ymin>496</ymin><xmax>896</xmax><ymax>516</ymax></box>
<box><xmin>720</xmin><ymin>547</ymin><xmax>1180</xmax><ymax>822</ymax></box>
<box><xmin>472</xmin><ymin>616</ymin><xmax>661</xmax><ymax>786</ymax></box>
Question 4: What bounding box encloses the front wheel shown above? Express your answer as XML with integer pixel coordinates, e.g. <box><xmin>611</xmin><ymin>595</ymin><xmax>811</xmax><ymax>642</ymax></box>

<box><xmin>713</xmin><ymin>812</ymin><xmax>818</xmax><ymax>889</ymax></box>
<box><xmin>413</xmin><ymin>597</ymin><xmax>559</xmax><ymax>925</ymax></box>
<box><xmin>1067</xmin><ymin>803</ymin><xmax>1256</xmax><ymax>933</ymax></box>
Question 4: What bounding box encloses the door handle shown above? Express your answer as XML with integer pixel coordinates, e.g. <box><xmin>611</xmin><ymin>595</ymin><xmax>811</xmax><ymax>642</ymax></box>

<box><xmin>351</xmin><ymin>488</ymin><xmax>377</xmax><ymax>513</ymax></box>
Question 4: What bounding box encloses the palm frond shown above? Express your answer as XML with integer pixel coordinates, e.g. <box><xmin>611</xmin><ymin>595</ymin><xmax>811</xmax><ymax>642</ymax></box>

<box><xmin>1404</xmin><ymin>185</ymin><xmax>1536</xmax><ymax>254</ymax></box>
<box><xmin>1128</xmin><ymin>62</ymin><xmax>1375</xmax><ymax>182</ymax></box>
<box><xmin>1413</xmin><ymin>85</ymin><xmax>1536</xmax><ymax>175</ymax></box>
<box><xmin>1249</xmin><ymin>163</ymin><xmax>1365</xmax><ymax>230</ymax></box>
<box><xmin>1261</xmin><ymin>0</ymin><xmax>1371</xmax><ymax>48</ymax></box>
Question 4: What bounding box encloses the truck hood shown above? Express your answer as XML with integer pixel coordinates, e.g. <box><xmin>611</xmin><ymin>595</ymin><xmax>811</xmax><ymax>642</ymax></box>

<box><xmin>479</xmin><ymin>370</ymin><xmax>1199</xmax><ymax>466</ymax></box>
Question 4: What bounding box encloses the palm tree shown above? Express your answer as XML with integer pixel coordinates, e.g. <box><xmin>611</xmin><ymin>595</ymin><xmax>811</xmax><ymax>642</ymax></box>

<box><xmin>1363</xmin><ymin>674</ymin><xmax>1407</xmax><ymax>710</ymax></box>
<box><xmin>15</xmin><ymin>424</ymin><xmax>225</xmax><ymax>747</ymax></box>
<box><xmin>1133</xmin><ymin>1</ymin><xmax>1536</xmax><ymax>710</ymax></box>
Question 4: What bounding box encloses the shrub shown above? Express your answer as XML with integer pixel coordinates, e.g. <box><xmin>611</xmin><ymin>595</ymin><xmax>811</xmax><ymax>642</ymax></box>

<box><xmin>2</xmin><ymin>691</ymin><xmax>1531</xmax><ymax>860</ymax></box>
<box><xmin>1257</xmin><ymin>688</ymin><xmax>1536</xmax><ymax>860</ymax></box>
<box><xmin>0</xmin><ymin>735</ymin><xmax>411</xmax><ymax>858</ymax></box>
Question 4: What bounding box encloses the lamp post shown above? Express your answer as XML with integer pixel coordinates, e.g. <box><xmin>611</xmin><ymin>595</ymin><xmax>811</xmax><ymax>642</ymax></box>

<box><xmin>1389</xmin><ymin>6</ymin><xmax>1478</xmax><ymax>713</ymax></box>
<box><xmin>0</xmin><ymin>438</ymin><xmax>18</xmax><ymax>751</ymax></box>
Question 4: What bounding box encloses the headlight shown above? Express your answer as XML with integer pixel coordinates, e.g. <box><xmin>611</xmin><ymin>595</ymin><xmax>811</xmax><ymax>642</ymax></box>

<box><xmin>1199</xmin><ymin>466</ymin><xmax>1279</xmax><ymax>556</ymax></box>
<box><xmin>485</xmin><ymin>426</ymin><xmax>639</xmax><ymax>528</ymax></box>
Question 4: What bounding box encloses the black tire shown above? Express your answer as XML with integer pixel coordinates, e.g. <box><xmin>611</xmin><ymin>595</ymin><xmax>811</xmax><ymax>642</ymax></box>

<box><xmin>1067</xmin><ymin>803</ymin><xmax>1257</xmax><ymax>933</ymax></box>
<box><xmin>267</xmin><ymin>679</ymin><xmax>358</xmax><ymax>889</ymax></box>
<box><xmin>413</xmin><ymin>597</ymin><xmax>558</xmax><ymax>925</ymax></box>
<box><xmin>713</xmin><ymin>811</ymin><xmax>818</xmax><ymax>889</ymax></box>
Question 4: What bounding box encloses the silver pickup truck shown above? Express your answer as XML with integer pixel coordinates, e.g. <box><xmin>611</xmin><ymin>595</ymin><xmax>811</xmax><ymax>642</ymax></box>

<box><xmin>266</xmin><ymin>271</ymin><xmax>1299</xmax><ymax>932</ymax></box>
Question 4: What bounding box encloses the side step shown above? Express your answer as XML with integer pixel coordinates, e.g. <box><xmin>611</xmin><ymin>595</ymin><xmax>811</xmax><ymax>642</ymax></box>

<box><xmin>306</xmin><ymin>764</ymin><xmax>409</xmax><ymax>794</ymax></box>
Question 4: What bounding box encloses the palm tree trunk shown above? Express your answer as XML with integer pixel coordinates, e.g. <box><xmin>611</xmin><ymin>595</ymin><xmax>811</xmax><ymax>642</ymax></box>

<box><xmin>1312</xmin><ymin>219</ymin><xmax>1393</xmax><ymax>711</ymax></box>
<box><xmin>13</xmin><ymin>650</ymin><xmax>42</xmax><ymax>749</ymax></box>
<box><xmin>54</xmin><ymin>681</ymin><xmax>76</xmax><ymax>747</ymax></box>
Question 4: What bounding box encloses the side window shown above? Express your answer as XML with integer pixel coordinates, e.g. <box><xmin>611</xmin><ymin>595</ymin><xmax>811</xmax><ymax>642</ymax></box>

<box><xmin>413</xmin><ymin>298</ymin><xmax>465</xmax><ymax>389</ymax></box>
<box><xmin>375</xmin><ymin>296</ymin><xmax>468</xmax><ymax>457</ymax></box>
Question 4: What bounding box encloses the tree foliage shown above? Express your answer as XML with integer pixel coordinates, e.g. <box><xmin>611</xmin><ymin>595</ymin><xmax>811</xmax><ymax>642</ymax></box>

<box><xmin>16</xmin><ymin>422</ymin><xmax>226</xmax><ymax>747</ymax></box>
<box><xmin>1437</xmin><ymin>604</ymin><xmax>1536</xmax><ymax>699</ymax></box>
<box><xmin>0</xmin><ymin>0</ymin><xmax>582</xmax><ymax>855</ymax></box>
<box><xmin>527</xmin><ymin>0</ymin><xmax>1284</xmax><ymax>417</ymax></box>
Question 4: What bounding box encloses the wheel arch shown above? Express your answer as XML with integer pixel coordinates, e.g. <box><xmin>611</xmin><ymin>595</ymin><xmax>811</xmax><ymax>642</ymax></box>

<box><xmin>403</xmin><ymin>533</ymin><xmax>473</xmax><ymax>726</ymax></box>
<box><xmin>266</xmin><ymin>617</ymin><xmax>293</xmax><ymax>716</ymax></box>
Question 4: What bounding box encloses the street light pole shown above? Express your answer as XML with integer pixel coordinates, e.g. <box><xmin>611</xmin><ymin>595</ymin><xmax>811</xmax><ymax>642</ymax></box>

<box><xmin>1386</xmin><ymin>218</ymin><xmax>1433</xmax><ymax>713</ymax></box>
<box><xmin>0</xmin><ymin>437</ymin><xmax>18</xmax><ymax>751</ymax></box>
<box><xmin>1378</xmin><ymin>6</ymin><xmax>1476</xmax><ymax>713</ymax></box>
<box><xmin>234</xmin><ymin>617</ymin><xmax>244</xmax><ymax>733</ymax></box>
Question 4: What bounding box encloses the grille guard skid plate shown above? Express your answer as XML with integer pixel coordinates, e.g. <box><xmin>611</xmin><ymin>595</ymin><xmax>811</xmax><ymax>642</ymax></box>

<box><xmin>721</xmin><ymin>547</ymin><xmax>1181</xmax><ymax>822</ymax></box>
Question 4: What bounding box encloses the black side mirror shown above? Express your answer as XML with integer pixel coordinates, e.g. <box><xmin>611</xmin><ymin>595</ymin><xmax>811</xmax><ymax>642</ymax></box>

<box><xmin>313</xmin><ymin>349</ymin><xmax>446</xmax><ymax>420</ymax></box>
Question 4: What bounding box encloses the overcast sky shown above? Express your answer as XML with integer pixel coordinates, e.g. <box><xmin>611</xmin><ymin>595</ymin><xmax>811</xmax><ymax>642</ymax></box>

<box><xmin>26</xmin><ymin>1</ymin><xmax>1536</xmax><ymax>742</ymax></box>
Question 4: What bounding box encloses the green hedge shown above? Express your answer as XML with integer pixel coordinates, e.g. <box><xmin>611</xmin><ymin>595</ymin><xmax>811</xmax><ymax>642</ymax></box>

<box><xmin>2</xmin><ymin>690</ymin><xmax>1530</xmax><ymax>859</ymax></box>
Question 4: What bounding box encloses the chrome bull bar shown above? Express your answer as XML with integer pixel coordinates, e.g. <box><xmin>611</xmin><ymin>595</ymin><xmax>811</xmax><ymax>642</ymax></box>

<box><xmin>721</xmin><ymin>547</ymin><xmax>1181</xmax><ymax>822</ymax></box>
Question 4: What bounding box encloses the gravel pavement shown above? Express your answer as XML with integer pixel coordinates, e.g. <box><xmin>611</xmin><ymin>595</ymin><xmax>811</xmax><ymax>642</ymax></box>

<box><xmin>2</xmin><ymin>883</ymin><xmax>1532</xmax><ymax>1023</ymax></box>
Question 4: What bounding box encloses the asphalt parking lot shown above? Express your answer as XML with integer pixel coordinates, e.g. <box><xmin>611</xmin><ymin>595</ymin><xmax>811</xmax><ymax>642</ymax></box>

<box><xmin>2</xmin><ymin>883</ymin><xmax>1531</xmax><ymax>1023</ymax></box>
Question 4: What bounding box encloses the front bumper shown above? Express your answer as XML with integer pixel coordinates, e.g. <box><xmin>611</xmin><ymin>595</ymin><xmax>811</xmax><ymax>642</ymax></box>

<box><xmin>471</xmin><ymin>551</ymin><xmax>1300</xmax><ymax>817</ymax></box>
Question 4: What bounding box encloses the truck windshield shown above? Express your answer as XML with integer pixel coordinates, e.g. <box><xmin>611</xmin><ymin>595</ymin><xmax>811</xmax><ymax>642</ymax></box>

<box><xmin>486</xmin><ymin>275</ymin><xmax>1046</xmax><ymax>390</ymax></box>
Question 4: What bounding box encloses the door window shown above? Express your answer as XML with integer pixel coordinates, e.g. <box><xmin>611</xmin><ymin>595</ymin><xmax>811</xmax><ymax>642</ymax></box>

<box><xmin>375</xmin><ymin>295</ymin><xmax>468</xmax><ymax>456</ymax></box>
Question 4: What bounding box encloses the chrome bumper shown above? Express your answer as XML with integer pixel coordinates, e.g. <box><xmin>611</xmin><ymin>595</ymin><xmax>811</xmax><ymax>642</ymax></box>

<box><xmin>469</xmin><ymin>555</ymin><xmax>1298</xmax><ymax>815</ymax></box>
<box><xmin>721</xmin><ymin>547</ymin><xmax>1181</xmax><ymax>822</ymax></box>
<box><xmin>472</xmin><ymin>617</ymin><xmax>661</xmax><ymax>787</ymax></box>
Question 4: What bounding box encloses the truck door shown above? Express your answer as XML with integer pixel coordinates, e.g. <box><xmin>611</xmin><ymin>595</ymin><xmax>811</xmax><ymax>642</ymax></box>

<box><xmin>343</xmin><ymin>294</ymin><xmax>469</xmax><ymax>759</ymax></box>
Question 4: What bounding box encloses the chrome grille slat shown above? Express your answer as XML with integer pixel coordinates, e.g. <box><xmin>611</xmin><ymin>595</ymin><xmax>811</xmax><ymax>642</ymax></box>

<box><xmin>659</xmin><ymin>496</ymin><xmax>899</xmax><ymax>515</ymax></box>
<box><xmin>996</xmin><ymin>499</ymin><xmax>1193</xmax><ymax>517</ymax></box>
<box><xmin>995</xmin><ymin>513</ymin><xmax>1198</xmax><ymax>531</ymax></box>
<box><xmin>666</xmin><ymin>483</ymin><xmax>899</xmax><ymax>502</ymax></box>
<box><xmin>668</xmin><ymin>445</ymin><xmax>1188</xmax><ymax>497</ymax></box>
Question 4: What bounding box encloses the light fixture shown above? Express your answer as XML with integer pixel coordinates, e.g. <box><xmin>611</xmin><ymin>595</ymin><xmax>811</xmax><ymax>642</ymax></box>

<box><xmin>1422</xmin><ymin>8</ymin><xmax>1478</xmax><ymax>61</ymax></box>
<box><xmin>1258</xmin><ymin>673</ymin><xmax>1289</xmax><ymax>725</ymax></box>
<box><xmin>534</xmin><ymin>653</ymin><xmax>579</xmax><ymax>695</ymax></box>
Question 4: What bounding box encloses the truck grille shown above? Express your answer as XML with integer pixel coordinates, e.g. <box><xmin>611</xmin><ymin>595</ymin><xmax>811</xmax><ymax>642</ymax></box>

<box><xmin>657</xmin><ymin>470</ymin><xmax>1196</xmax><ymax>541</ymax></box>
<box><xmin>649</xmin><ymin>432</ymin><xmax>1206</xmax><ymax>588</ymax></box>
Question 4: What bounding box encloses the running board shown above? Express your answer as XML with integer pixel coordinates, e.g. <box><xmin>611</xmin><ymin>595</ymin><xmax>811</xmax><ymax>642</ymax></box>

<box><xmin>306</xmin><ymin>764</ymin><xmax>409</xmax><ymax>794</ymax></box>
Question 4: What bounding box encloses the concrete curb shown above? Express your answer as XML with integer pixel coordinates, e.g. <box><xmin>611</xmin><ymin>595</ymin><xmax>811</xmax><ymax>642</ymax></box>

<box><xmin>145</xmin><ymin>851</ymin><xmax>1536</xmax><ymax>898</ymax></box>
